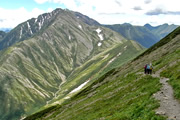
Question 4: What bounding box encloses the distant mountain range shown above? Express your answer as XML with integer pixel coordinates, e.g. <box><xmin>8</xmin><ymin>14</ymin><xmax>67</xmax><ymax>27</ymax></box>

<box><xmin>104</xmin><ymin>23</ymin><xmax>178</xmax><ymax>48</ymax></box>
<box><xmin>0</xmin><ymin>28</ymin><xmax>11</xmax><ymax>33</ymax></box>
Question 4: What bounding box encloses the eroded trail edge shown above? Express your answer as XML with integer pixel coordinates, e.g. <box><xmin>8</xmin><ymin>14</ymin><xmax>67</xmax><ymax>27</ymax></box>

<box><xmin>152</xmin><ymin>72</ymin><xmax>180</xmax><ymax>120</ymax></box>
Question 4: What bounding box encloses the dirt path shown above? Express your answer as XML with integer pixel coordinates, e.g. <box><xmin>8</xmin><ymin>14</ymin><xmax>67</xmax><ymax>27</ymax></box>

<box><xmin>152</xmin><ymin>72</ymin><xmax>180</xmax><ymax>120</ymax></box>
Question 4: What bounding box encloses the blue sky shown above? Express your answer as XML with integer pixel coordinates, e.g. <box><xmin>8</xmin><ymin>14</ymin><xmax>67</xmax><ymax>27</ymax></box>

<box><xmin>0</xmin><ymin>0</ymin><xmax>180</xmax><ymax>28</ymax></box>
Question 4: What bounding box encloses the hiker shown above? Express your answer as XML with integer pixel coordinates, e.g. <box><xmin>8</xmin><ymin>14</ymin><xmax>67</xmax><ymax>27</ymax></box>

<box><xmin>146</xmin><ymin>64</ymin><xmax>151</xmax><ymax>74</ymax></box>
<box><xmin>144</xmin><ymin>64</ymin><xmax>147</xmax><ymax>74</ymax></box>
<box><xmin>149</xmin><ymin>63</ymin><xmax>153</xmax><ymax>74</ymax></box>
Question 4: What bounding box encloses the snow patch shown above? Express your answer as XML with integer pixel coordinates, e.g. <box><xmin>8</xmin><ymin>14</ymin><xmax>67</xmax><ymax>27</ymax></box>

<box><xmin>103</xmin><ymin>54</ymin><xmax>109</xmax><ymax>60</ymax></box>
<box><xmin>41</xmin><ymin>15</ymin><xmax>44</xmax><ymax>25</ymax></box>
<box><xmin>27</xmin><ymin>22</ymin><xmax>33</xmax><ymax>34</ymax></box>
<box><xmin>77</xmin><ymin>16</ymin><xmax>79</xmax><ymax>19</ymax></box>
<box><xmin>35</xmin><ymin>18</ymin><xmax>37</xmax><ymax>23</ymax></box>
<box><xmin>124</xmin><ymin>46</ymin><xmax>127</xmax><ymax>49</ymax></box>
<box><xmin>70</xmin><ymin>81</ymin><xmax>89</xmax><ymax>94</ymax></box>
<box><xmin>96</xmin><ymin>28</ymin><xmax>104</xmax><ymax>40</ymax></box>
<box><xmin>98</xmin><ymin>42</ymin><xmax>102</xmax><ymax>46</ymax></box>
<box><xmin>117</xmin><ymin>52</ymin><xmax>122</xmax><ymax>56</ymax></box>
<box><xmin>64</xmin><ymin>96</ymin><xmax>70</xmax><ymax>99</ymax></box>
<box><xmin>99</xmin><ymin>34</ymin><xmax>104</xmax><ymax>40</ymax></box>
<box><xmin>69</xmin><ymin>35</ymin><xmax>71</xmax><ymax>40</ymax></box>
<box><xmin>108</xmin><ymin>57</ymin><xmax>116</xmax><ymax>64</ymax></box>
<box><xmin>78</xmin><ymin>25</ymin><xmax>82</xmax><ymax>29</ymax></box>
<box><xmin>40</xmin><ymin>48</ymin><xmax>44</xmax><ymax>53</ymax></box>
<box><xmin>96</xmin><ymin>28</ymin><xmax>101</xmax><ymax>34</ymax></box>
<box><xmin>19</xmin><ymin>27</ymin><xmax>23</xmax><ymax>39</ymax></box>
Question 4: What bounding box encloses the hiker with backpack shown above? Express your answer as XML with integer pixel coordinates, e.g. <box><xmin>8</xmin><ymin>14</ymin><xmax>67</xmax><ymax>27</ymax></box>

<box><xmin>144</xmin><ymin>64</ymin><xmax>147</xmax><ymax>74</ymax></box>
<box><xmin>146</xmin><ymin>64</ymin><xmax>150</xmax><ymax>74</ymax></box>
<box><xmin>144</xmin><ymin>63</ymin><xmax>153</xmax><ymax>74</ymax></box>
<box><xmin>149</xmin><ymin>63</ymin><xmax>153</xmax><ymax>74</ymax></box>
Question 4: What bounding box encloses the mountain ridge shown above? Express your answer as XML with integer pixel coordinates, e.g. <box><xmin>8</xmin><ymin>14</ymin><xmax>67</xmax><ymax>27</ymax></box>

<box><xmin>104</xmin><ymin>23</ymin><xmax>178</xmax><ymax>48</ymax></box>
<box><xmin>0</xmin><ymin>8</ymin><xmax>145</xmax><ymax>120</ymax></box>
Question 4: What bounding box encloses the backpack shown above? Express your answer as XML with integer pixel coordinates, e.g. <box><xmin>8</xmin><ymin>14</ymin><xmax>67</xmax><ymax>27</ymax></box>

<box><xmin>144</xmin><ymin>65</ymin><xmax>147</xmax><ymax>68</ymax></box>
<box><xmin>150</xmin><ymin>66</ymin><xmax>153</xmax><ymax>70</ymax></box>
<box><xmin>147</xmin><ymin>65</ymin><xmax>150</xmax><ymax>69</ymax></box>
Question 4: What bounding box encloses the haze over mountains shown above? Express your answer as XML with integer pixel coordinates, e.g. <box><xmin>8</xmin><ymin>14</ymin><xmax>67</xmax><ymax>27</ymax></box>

<box><xmin>0</xmin><ymin>8</ymin><xmax>179</xmax><ymax>120</ymax></box>
<box><xmin>104</xmin><ymin>23</ymin><xmax>178</xmax><ymax>48</ymax></box>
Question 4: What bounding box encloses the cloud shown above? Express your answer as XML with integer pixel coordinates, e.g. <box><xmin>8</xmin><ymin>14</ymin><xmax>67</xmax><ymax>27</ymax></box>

<box><xmin>0</xmin><ymin>19</ymin><xmax>4</xmax><ymax>22</ymax></box>
<box><xmin>146</xmin><ymin>8</ymin><xmax>180</xmax><ymax>15</ymax></box>
<box><xmin>133</xmin><ymin>6</ymin><xmax>143</xmax><ymax>11</ymax></box>
<box><xmin>34</xmin><ymin>0</ymin><xmax>52</xmax><ymax>4</ymax></box>
<box><xmin>144</xmin><ymin>0</ymin><xmax>152</xmax><ymax>4</ymax></box>
<box><xmin>146</xmin><ymin>8</ymin><xmax>165</xmax><ymax>15</ymax></box>
<box><xmin>0</xmin><ymin>7</ymin><xmax>45</xmax><ymax>28</ymax></box>
<box><xmin>114</xmin><ymin>0</ymin><xmax>121</xmax><ymax>7</ymax></box>
<box><xmin>98</xmin><ymin>12</ymin><xmax>125</xmax><ymax>15</ymax></box>
<box><xmin>2</xmin><ymin>0</ymin><xmax>180</xmax><ymax>28</ymax></box>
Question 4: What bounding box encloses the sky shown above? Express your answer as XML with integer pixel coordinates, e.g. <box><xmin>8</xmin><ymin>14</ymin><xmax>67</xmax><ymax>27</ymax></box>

<box><xmin>0</xmin><ymin>0</ymin><xmax>180</xmax><ymax>29</ymax></box>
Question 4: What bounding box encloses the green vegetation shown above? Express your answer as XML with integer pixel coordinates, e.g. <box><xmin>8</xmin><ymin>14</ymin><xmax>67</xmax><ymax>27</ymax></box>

<box><xmin>1</xmin><ymin>7</ymin><xmax>179</xmax><ymax>120</ymax></box>
<box><xmin>24</xmin><ymin>27</ymin><xmax>180</xmax><ymax>120</ymax></box>
<box><xmin>46</xmin><ymin>40</ymin><xmax>143</xmax><ymax>105</ymax></box>
<box><xmin>159</xmin><ymin>49</ymin><xmax>180</xmax><ymax>99</ymax></box>
<box><xmin>25</xmin><ymin>72</ymin><xmax>164</xmax><ymax>120</ymax></box>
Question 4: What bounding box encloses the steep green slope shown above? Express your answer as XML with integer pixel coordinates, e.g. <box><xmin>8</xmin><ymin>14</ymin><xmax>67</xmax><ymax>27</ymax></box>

<box><xmin>24</xmin><ymin>27</ymin><xmax>180</xmax><ymax>120</ymax></box>
<box><xmin>45</xmin><ymin>40</ymin><xmax>144</xmax><ymax>106</ymax></box>
<box><xmin>0</xmin><ymin>9</ymin><xmax>145</xmax><ymax>120</ymax></box>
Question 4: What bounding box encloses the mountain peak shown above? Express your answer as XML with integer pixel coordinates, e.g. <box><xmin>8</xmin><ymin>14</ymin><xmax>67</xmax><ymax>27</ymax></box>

<box><xmin>144</xmin><ymin>23</ymin><xmax>154</xmax><ymax>30</ymax></box>
<box><xmin>144</xmin><ymin>23</ymin><xmax>152</xmax><ymax>27</ymax></box>
<box><xmin>122</xmin><ymin>23</ymin><xmax>132</xmax><ymax>26</ymax></box>
<box><xmin>0</xmin><ymin>8</ymin><xmax>101</xmax><ymax>50</ymax></box>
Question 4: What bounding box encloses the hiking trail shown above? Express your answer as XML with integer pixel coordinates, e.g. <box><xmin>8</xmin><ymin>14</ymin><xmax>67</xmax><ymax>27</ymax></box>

<box><xmin>152</xmin><ymin>70</ymin><xmax>180</xmax><ymax>120</ymax></box>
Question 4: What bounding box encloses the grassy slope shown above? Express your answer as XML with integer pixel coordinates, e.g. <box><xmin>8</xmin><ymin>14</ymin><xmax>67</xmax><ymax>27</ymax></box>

<box><xmin>24</xmin><ymin>27</ymin><xmax>180</xmax><ymax>120</ymax></box>
<box><xmin>33</xmin><ymin>40</ymin><xmax>144</xmax><ymax>109</ymax></box>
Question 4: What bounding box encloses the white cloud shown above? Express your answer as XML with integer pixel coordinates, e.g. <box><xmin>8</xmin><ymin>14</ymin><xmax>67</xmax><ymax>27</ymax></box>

<box><xmin>34</xmin><ymin>0</ymin><xmax>52</xmax><ymax>4</ymax></box>
<box><xmin>1</xmin><ymin>0</ymin><xmax>180</xmax><ymax>28</ymax></box>
<box><xmin>0</xmin><ymin>7</ymin><xmax>45</xmax><ymax>28</ymax></box>
<box><xmin>50</xmin><ymin>0</ymin><xmax>180</xmax><ymax>26</ymax></box>
<box><xmin>47</xmin><ymin>8</ymin><xmax>54</xmax><ymax>12</ymax></box>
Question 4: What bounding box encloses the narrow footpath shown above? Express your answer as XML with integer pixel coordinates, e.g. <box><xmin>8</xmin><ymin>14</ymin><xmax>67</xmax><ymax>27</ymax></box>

<box><xmin>152</xmin><ymin>72</ymin><xmax>180</xmax><ymax>120</ymax></box>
